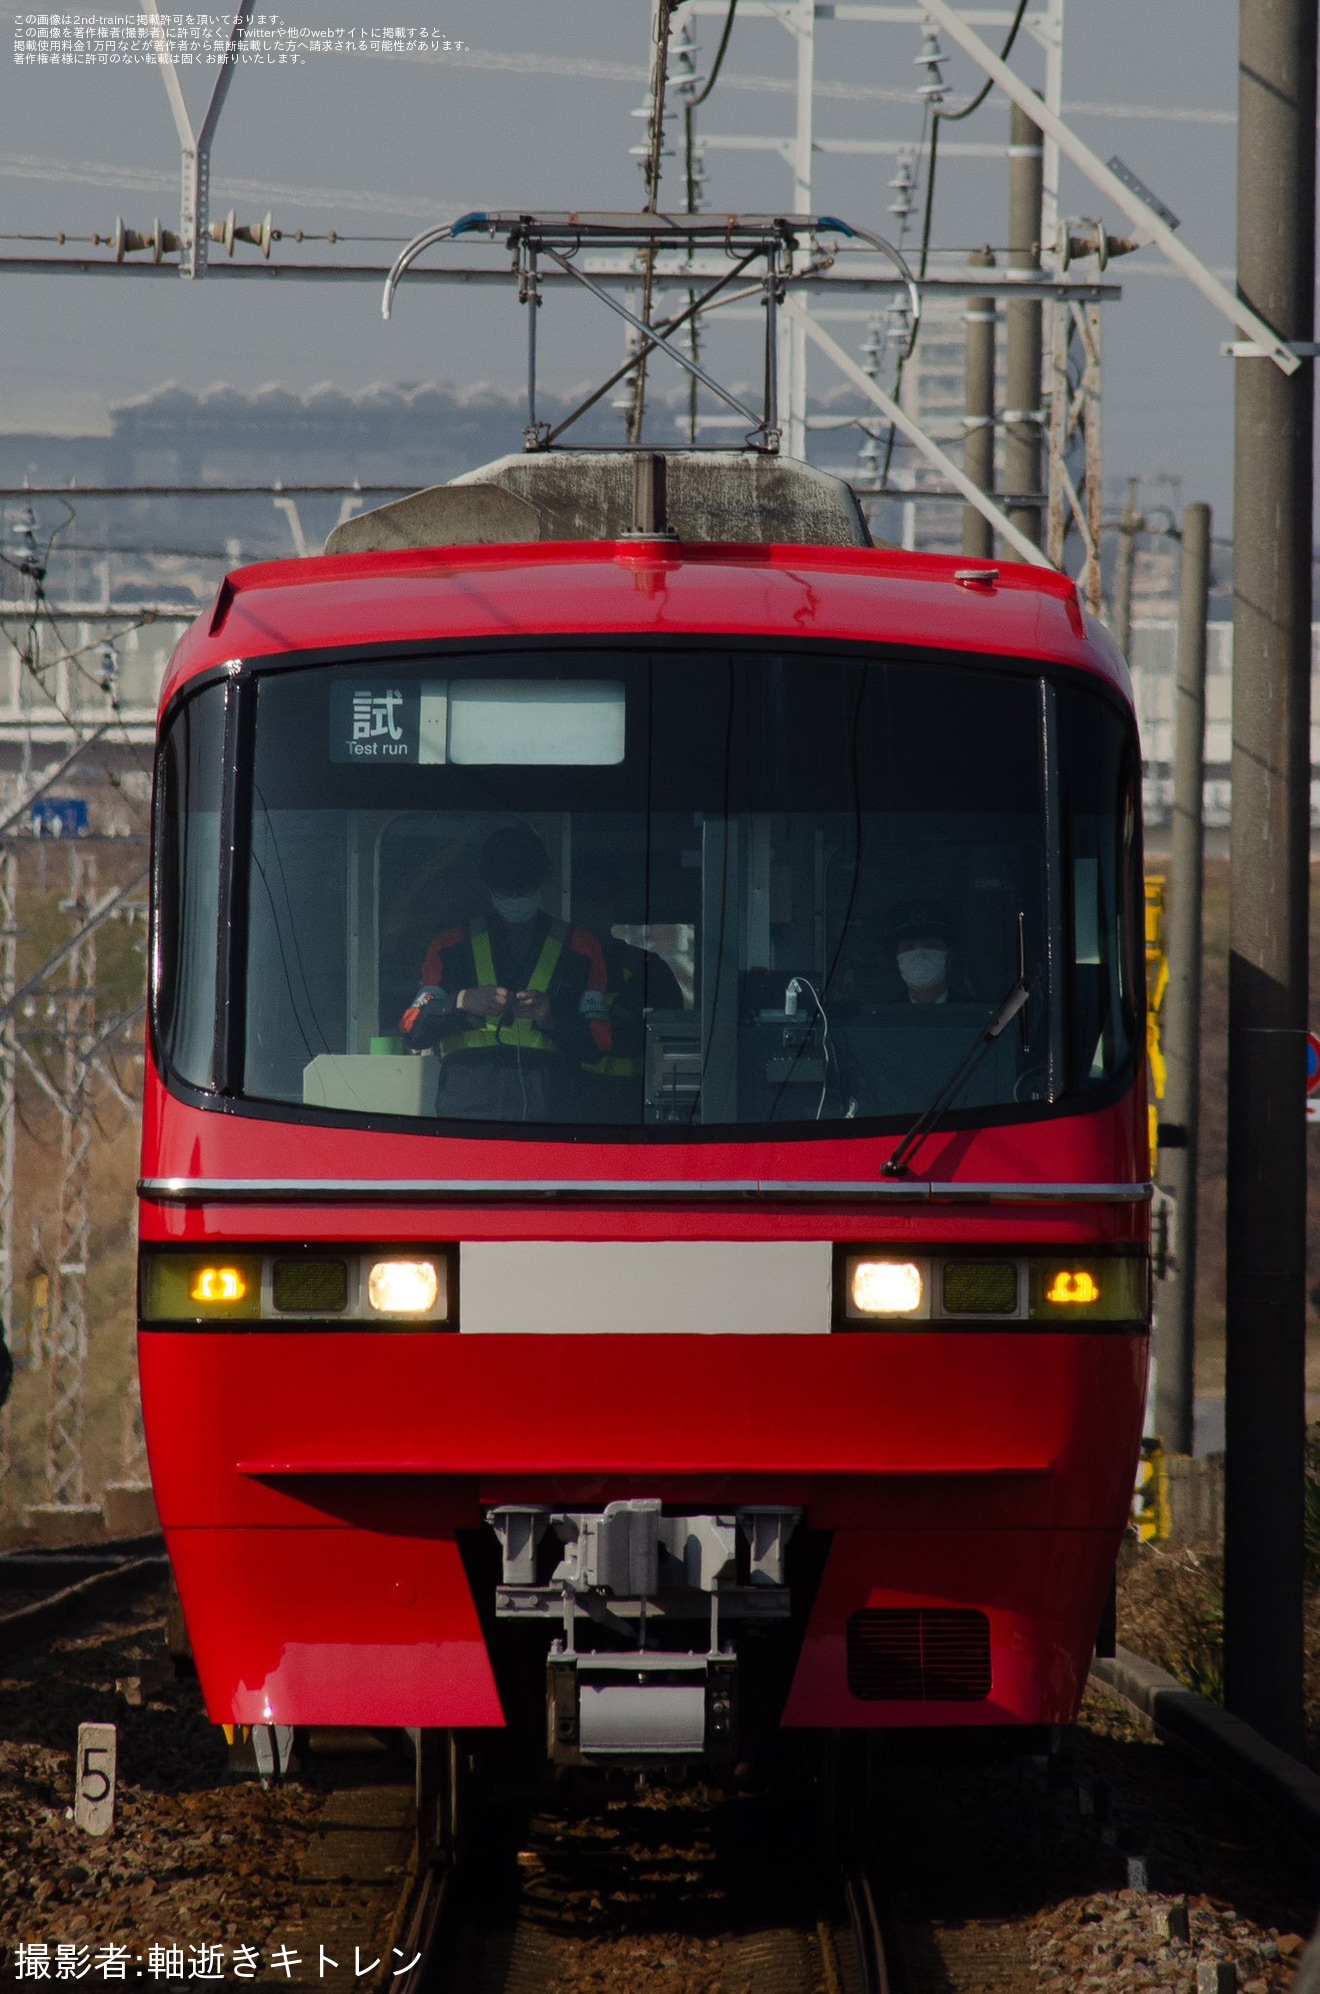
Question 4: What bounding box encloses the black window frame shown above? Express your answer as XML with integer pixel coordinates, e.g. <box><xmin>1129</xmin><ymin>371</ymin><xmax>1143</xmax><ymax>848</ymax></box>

<box><xmin>149</xmin><ymin>631</ymin><xmax>1144</xmax><ymax>1144</ymax></box>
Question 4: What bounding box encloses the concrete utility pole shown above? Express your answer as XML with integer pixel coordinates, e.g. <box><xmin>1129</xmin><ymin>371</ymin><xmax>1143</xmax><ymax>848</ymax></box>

<box><xmin>962</xmin><ymin>248</ymin><xmax>996</xmax><ymax>559</ymax></box>
<box><xmin>1113</xmin><ymin>476</ymin><xmax>1141</xmax><ymax>661</ymax></box>
<box><xmin>1155</xmin><ymin>502</ymin><xmax>1211</xmax><ymax>1459</ymax></box>
<box><xmin>1224</xmin><ymin>0</ymin><xmax>1316</xmax><ymax>1755</ymax></box>
<box><xmin>1005</xmin><ymin>99</ymin><xmax>1044</xmax><ymax>548</ymax></box>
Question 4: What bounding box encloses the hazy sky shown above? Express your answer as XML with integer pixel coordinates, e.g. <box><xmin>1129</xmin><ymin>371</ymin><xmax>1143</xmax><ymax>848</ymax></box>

<box><xmin>0</xmin><ymin>0</ymin><xmax>1301</xmax><ymax>528</ymax></box>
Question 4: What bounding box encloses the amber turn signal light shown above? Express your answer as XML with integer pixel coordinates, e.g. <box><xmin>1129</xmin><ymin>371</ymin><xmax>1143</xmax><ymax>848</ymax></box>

<box><xmin>190</xmin><ymin>1266</ymin><xmax>248</xmax><ymax>1304</ymax></box>
<box><xmin>1045</xmin><ymin>1270</ymin><xmax>1100</xmax><ymax>1305</ymax></box>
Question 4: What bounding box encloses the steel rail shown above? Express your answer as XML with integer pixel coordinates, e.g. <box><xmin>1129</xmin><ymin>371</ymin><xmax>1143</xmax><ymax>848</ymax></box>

<box><xmin>0</xmin><ymin>1554</ymin><xmax>168</xmax><ymax>1661</ymax></box>
<box><xmin>844</xmin><ymin>1864</ymin><xmax>893</xmax><ymax>1994</ymax></box>
<box><xmin>390</xmin><ymin>1857</ymin><xmax>453</xmax><ymax>1994</ymax></box>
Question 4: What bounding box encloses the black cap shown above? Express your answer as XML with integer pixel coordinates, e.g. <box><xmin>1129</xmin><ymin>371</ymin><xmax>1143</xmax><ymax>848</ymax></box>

<box><xmin>480</xmin><ymin>824</ymin><xmax>552</xmax><ymax>893</ymax></box>
<box><xmin>887</xmin><ymin>900</ymin><xmax>953</xmax><ymax>946</ymax></box>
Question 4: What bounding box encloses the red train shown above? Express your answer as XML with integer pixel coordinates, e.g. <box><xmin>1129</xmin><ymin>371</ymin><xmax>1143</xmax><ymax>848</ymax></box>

<box><xmin>138</xmin><ymin>449</ymin><xmax>1148</xmax><ymax>1772</ymax></box>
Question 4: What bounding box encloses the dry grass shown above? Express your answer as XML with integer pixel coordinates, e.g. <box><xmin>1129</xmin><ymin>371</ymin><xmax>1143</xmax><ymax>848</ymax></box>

<box><xmin>1118</xmin><ymin>1529</ymin><xmax>1320</xmax><ymax>1768</ymax></box>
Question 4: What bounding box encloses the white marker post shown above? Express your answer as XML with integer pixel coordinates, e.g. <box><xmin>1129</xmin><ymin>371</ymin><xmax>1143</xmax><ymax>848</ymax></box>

<box><xmin>74</xmin><ymin>1723</ymin><xmax>116</xmax><ymax>1835</ymax></box>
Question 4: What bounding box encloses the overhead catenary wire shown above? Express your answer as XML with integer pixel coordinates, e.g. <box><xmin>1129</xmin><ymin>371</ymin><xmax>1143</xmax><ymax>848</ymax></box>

<box><xmin>689</xmin><ymin>0</ymin><xmax>739</xmax><ymax>111</ymax></box>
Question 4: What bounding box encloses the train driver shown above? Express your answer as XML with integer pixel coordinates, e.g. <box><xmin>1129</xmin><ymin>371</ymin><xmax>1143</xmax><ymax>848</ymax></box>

<box><xmin>399</xmin><ymin>824</ymin><xmax>612</xmax><ymax>1122</ymax></box>
<box><xmin>888</xmin><ymin>901</ymin><xmax>966</xmax><ymax>1006</ymax></box>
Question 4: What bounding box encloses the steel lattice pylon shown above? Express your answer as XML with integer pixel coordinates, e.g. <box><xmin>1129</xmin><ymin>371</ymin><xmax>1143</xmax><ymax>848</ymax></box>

<box><xmin>1046</xmin><ymin>300</ymin><xmax>1104</xmax><ymax>612</ymax></box>
<box><xmin>45</xmin><ymin>845</ymin><xmax>96</xmax><ymax>1508</ymax></box>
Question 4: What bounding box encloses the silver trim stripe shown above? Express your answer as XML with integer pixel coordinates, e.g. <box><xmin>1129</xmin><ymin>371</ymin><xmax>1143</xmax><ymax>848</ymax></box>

<box><xmin>139</xmin><ymin>1176</ymin><xmax>1153</xmax><ymax>1206</ymax></box>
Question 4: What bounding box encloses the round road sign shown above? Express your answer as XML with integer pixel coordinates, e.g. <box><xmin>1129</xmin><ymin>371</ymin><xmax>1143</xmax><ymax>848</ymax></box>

<box><xmin>1308</xmin><ymin>1031</ymin><xmax>1320</xmax><ymax>1094</ymax></box>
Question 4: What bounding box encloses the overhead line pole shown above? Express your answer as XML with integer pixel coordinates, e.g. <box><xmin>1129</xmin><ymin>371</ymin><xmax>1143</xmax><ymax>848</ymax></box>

<box><xmin>1113</xmin><ymin>477</ymin><xmax>1140</xmax><ymax>661</ymax></box>
<box><xmin>1156</xmin><ymin>502</ymin><xmax>1210</xmax><ymax>1460</ymax></box>
<box><xmin>1223</xmin><ymin>0</ymin><xmax>1317</xmax><ymax>1756</ymax></box>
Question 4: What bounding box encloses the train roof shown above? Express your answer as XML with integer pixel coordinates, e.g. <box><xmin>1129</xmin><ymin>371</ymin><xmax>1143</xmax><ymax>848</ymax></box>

<box><xmin>162</xmin><ymin>538</ymin><xmax>1131</xmax><ymax>714</ymax></box>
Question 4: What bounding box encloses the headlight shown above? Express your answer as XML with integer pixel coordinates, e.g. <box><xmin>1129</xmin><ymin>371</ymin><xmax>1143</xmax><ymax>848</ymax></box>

<box><xmin>367</xmin><ymin>1258</ymin><xmax>442</xmax><ymax>1316</ymax></box>
<box><xmin>849</xmin><ymin>1258</ymin><xmax>927</xmax><ymax>1317</ymax></box>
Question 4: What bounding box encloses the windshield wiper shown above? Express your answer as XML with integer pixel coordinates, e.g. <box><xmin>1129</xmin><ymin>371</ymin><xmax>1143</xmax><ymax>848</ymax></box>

<box><xmin>882</xmin><ymin>975</ymin><xmax>1032</xmax><ymax>1180</ymax></box>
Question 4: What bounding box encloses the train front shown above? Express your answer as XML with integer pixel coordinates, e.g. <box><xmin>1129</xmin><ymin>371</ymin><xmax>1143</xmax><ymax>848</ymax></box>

<box><xmin>138</xmin><ymin>546</ymin><xmax>1149</xmax><ymax>1768</ymax></box>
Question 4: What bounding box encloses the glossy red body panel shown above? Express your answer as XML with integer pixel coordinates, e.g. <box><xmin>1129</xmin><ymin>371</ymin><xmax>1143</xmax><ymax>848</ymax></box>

<box><xmin>141</xmin><ymin>1333</ymin><xmax>1145</xmax><ymax>1504</ymax></box>
<box><xmin>160</xmin><ymin>543</ymin><xmax>1129</xmax><ymax>712</ymax></box>
<box><xmin>137</xmin><ymin>1062</ymin><xmax>1147</xmax><ymax>1246</ymax></box>
<box><xmin>168</xmin><ymin>1528</ymin><xmax>503</xmax><ymax>1728</ymax></box>
<box><xmin>781</xmin><ymin>1528</ymin><xmax>1118</xmax><ymax>1727</ymax></box>
<box><xmin>141</xmin><ymin>1327</ymin><xmax>1145</xmax><ymax>1728</ymax></box>
<box><xmin>140</xmin><ymin>539</ymin><xmax>1148</xmax><ymax>1736</ymax></box>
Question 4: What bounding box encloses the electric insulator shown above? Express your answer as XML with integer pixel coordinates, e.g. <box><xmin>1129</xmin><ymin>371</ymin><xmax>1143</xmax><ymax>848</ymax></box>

<box><xmin>152</xmin><ymin>219</ymin><xmax>182</xmax><ymax>263</ymax></box>
<box><xmin>10</xmin><ymin>503</ymin><xmax>44</xmax><ymax>583</ymax></box>
<box><xmin>208</xmin><ymin>210</ymin><xmax>278</xmax><ymax>257</ymax></box>
<box><xmin>888</xmin><ymin>155</ymin><xmax>917</xmax><ymax>225</ymax></box>
<box><xmin>111</xmin><ymin>217</ymin><xmax>156</xmax><ymax>261</ymax></box>
<box><xmin>99</xmin><ymin>642</ymin><xmax>119</xmax><ymax>695</ymax></box>
<box><xmin>689</xmin><ymin>143</ymin><xmax>708</xmax><ymax>205</ymax></box>
<box><xmin>884</xmin><ymin>296</ymin><xmax>913</xmax><ymax>352</ymax></box>
<box><xmin>668</xmin><ymin>18</ymin><xmax>700</xmax><ymax>98</ymax></box>
<box><xmin>914</xmin><ymin>28</ymin><xmax>946</xmax><ymax>104</ymax></box>
<box><xmin>210</xmin><ymin>209</ymin><xmax>238</xmax><ymax>256</ymax></box>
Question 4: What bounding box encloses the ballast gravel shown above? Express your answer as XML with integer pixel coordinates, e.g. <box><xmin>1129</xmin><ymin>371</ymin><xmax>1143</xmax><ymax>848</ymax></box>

<box><xmin>0</xmin><ymin>1580</ymin><xmax>1315</xmax><ymax>1990</ymax></box>
<box><xmin>0</xmin><ymin>1585</ymin><xmax>329</xmax><ymax>1980</ymax></box>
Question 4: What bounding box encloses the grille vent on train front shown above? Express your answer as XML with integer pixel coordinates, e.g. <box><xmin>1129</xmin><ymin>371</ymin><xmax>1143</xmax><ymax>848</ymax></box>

<box><xmin>846</xmin><ymin>1609</ymin><xmax>992</xmax><ymax>1702</ymax></box>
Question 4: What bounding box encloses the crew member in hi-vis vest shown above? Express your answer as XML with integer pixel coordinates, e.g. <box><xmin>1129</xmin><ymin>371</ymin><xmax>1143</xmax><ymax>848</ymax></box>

<box><xmin>401</xmin><ymin>824</ymin><xmax>611</xmax><ymax>1123</ymax></box>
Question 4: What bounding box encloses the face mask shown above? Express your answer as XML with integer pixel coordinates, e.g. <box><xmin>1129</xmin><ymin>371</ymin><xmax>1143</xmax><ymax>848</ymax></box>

<box><xmin>897</xmin><ymin>947</ymin><xmax>947</xmax><ymax>991</ymax></box>
<box><xmin>491</xmin><ymin>890</ymin><xmax>542</xmax><ymax>924</ymax></box>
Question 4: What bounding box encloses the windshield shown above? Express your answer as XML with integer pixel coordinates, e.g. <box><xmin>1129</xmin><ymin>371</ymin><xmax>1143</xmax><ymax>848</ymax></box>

<box><xmin>154</xmin><ymin>646</ymin><xmax>1140</xmax><ymax>1137</ymax></box>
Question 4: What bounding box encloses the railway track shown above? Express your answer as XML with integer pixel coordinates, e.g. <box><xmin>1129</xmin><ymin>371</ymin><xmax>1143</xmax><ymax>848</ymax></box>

<box><xmin>0</xmin><ymin>1550</ymin><xmax>1309</xmax><ymax>1994</ymax></box>
<box><xmin>428</xmin><ymin>1761</ymin><xmax>889</xmax><ymax>1994</ymax></box>
<box><xmin>0</xmin><ymin>1536</ymin><xmax>170</xmax><ymax>1660</ymax></box>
